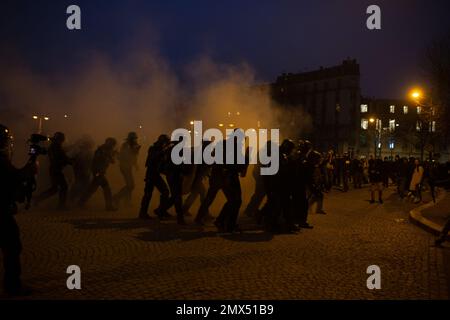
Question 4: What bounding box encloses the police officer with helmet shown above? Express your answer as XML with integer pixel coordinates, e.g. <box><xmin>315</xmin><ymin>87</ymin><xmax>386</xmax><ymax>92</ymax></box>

<box><xmin>0</xmin><ymin>124</ymin><xmax>37</xmax><ymax>295</ymax></box>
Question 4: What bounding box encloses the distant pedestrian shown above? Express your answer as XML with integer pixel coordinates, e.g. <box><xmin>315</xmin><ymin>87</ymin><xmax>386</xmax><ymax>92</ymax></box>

<box><xmin>409</xmin><ymin>159</ymin><xmax>424</xmax><ymax>204</ymax></box>
<box><xmin>369</xmin><ymin>158</ymin><xmax>384</xmax><ymax>204</ymax></box>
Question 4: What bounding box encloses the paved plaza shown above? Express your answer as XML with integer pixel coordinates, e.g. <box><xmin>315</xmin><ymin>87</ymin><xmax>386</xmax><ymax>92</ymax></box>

<box><xmin>1</xmin><ymin>186</ymin><xmax>449</xmax><ymax>300</ymax></box>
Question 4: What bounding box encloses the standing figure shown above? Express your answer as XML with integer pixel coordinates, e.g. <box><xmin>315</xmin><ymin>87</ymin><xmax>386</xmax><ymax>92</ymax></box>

<box><xmin>138</xmin><ymin>134</ymin><xmax>171</xmax><ymax>220</ymax></box>
<box><xmin>0</xmin><ymin>124</ymin><xmax>37</xmax><ymax>295</ymax></box>
<box><xmin>243</xmin><ymin>162</ymin><xmax>265</xmax><ymax>218</ymax></box>
<box><xmin>113</xmin><ymin>132</ymin><xmax>141</xmax><ymax>208</ymax></box>
<box><xmin>309</xmin><ymin>151</ymin><xmax>326</xmax><ymax>214</ymax></box>
<box><xmin>34</xmin><ymin>132</ymin><xmax>71</xmax><ymax>210</ymax></box>
<box><xmin>351</xmin><ymin>157</ymin><xmax>363</xmax><ymax>189</ymax></box>
<box><xmin>369</xmin><ymin>158</ymin><xmax>384</xmax><ymax>204</ymax></box>
<box><xmin>217</xmin><ymin>134</ymin><xmax>249</xmax><ymax>233</ymax></box>
<box><xmin>292</xmin><ymin>140</ymin><xmax>313</xmax><ymax>229</ymax></box>
<box><xmin>78</xmin><ymin>138</ymin><xmax>118</xmax><ymax>211</ymax></box>
<box><xmin>69</xmin><ymin>135</ymin><xmax>94</xmax><ymax>203</ymax></box>
<box><xmin>342</xmin><ymin>153</ymin><xmax>351</xmax><ymax>192</ymax></box>
<box><xmin>183</xmin><ymin>141</ymin><xmax>211</xmax><ymax>217</ymax></box>
<box><xmin>409</xmin><ymin>159</ymin><xmax>424</xmax><ymax>204</ymax></box>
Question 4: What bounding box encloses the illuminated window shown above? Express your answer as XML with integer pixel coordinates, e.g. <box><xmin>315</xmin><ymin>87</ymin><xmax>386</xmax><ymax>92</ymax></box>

<box><xmin>376</xmin><ymin>119</ymin><xmax>382</xmax><ymax>131</ymax></box>
<box><xmin>389</xmin><ymin>119</ymin><xmax>396</xmax><ymax>132</ymax></box>
<box><xmin>416</xmin><ymin>121</ymin><xmax>421</xmax><ymax>131</ymax></box>
<box><xmin>403</xmin><ymin>106</ymin><xmax>408</xmax><ymax>114</ymax></box>
<box><xmin>417</xmin><ymin>106</ymin><xmax>422</xmax><ymax>114</ymax></box>
<box><xmin>390</xmin><ymin>105</ymin><xmax>395</xmax><ymax>113</ymax></box>
<box><xmin>361</xmin><ymin>119</ymin><xmax>369</xmax><ymax>130</ymax></box>
<box><xmin>430</xmin><ymin>121</ymin><xmax>436</xmax><ymax>132</ymax></box>
<box><xmin>360</xmin><ymin>104</ymin><xmax>368</xmax><ymax>113</ymax></box>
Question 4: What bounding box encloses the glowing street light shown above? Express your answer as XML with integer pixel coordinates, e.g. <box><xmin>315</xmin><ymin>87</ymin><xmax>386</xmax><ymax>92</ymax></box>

<box><xmin>410</xmin><ymin>88</ymin><xmax>423</xmax><ymax>101</ymax></box>
<box><xmin>32</xmin><ymin>115</ymin><xmax>50</xmax><ymax>134</ymax></box>
<box><xmin>369</xmin><ymin>118</ymin><xmax>375</xmax><ymax>123</ymax></box>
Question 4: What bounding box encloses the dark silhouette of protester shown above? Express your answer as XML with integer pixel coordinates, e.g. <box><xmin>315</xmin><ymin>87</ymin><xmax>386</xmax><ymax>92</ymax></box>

<box><xmin>113</xmin><ymin>132</ymin><xmax>141</xmax><ymax>208</ymax></box>
<box><xmin>292</xmin><ymin>140</ymin><xmax>314</xmax><ymax>229</ymax></box>
<box><xmin>309</xmin><ymin>151</ymin><xmax>326</xmax><ymax>214</ymax></box>
<box><xmin>138</xmin><ymin>134</ymin><xmax>171</xmax><ymax>220</ymax></box>
<box><xmin>78</xmin><ymin>138</ymin><xmax>118</xmax><ymax>211</ymax></box>
<box><xmin>342</xmin><ymin>153</ymin><xmax>351</xmax><ymax>192</ymax></box>
<box><xmin>182</xmin><ymin>141</ymin><xmax>211</xmax><ymax>217</ymax></box>
<box><xmin>369</xmin><ymin>158</ymin><xmax>384</xmax><ymax>204</ymax></box>
<box><xmin>69</xmin><ymin>135</ymin><xmax>94</xmax><ymax>203</ymax></box>
<box><xmin>159</xmin><ymin>141</ymin><xmax>189</xmax><ymax>225</ymax></box>
<box><xmin>409</xmin><ymin>159</ymin><xmax>424</xmax><ymax>204</ymax></box>
<box><xmin>214</xmin><ymin>135</ymin><xmax>248</xmax><ymax>233</ymax></box>
<box><xmin>243</xmin><ymin>162</ymin><xmax>265</xmax><ymax>218</ymax></box>
<box><xmin>351</xmin><ymin>157</ymin><xmax>363</xmax><ymax>189</ymax></box>
<box><xmin>34</xmin><ymin>132</ymin><xmax>71</xmax><ymax>210</ymax></box>
<box><xmin>0</xmin><ymin>124</ymin><xmax>37</xmax><ymax>295</ymax></box>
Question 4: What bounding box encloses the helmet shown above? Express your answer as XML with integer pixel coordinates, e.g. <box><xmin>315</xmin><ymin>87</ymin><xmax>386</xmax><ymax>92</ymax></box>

<box><xmin>280</xmin><ymin>139</ymin><xmax>295</xmax><ymax>155</ymax></box>
<box><xmin>52</xmin><ymin>132</ymin><xmax>66</xmax><ymax>144</ymax></box>
<box><xmin>127</xmin><ymin>131</ymin><xmax>138</xmax><ymax>141</ymax></box>
<box><xmin>105</xmin><ymin>137</ymin><xmax>117</xmax><ymax>148</ymax></box>
<box><xmin>156</xmin><ymin>134</ymin><xmax>170</xmax><ymax>145</ymax></box>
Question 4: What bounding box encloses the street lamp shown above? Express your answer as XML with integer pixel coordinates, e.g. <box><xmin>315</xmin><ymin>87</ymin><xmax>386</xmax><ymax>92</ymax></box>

<box><xmin>32</xmin><ymin>115</ymin><xmax>50</xmax><ymax>134</ymax></box>
<box><xmin>408</xmin><ymin>87</ymin><xmax>436</xmax><ymax>161</ymax></box>
<box><xmin>410</xmin><ymin>89</ymin><xmax>423</xmax><ymax>101</ymax></box>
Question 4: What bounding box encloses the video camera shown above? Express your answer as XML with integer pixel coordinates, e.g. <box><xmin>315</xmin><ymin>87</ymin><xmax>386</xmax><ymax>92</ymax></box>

<box><xmin>20</xmin><ymin>133</ymin><xmax>49</xmax><ymax>209</ymax></box>
<box><xmin>28</xmin><ymin>133</ymin><xmax>49</xmax><ymax>159</ymax></box>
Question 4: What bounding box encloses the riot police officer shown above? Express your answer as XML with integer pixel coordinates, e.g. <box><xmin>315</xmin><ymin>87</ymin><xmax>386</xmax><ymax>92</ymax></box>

<box><xmin>0</xmin><ymin>124</ymin><xmax>36</xmax><ymax>295</ymax></box>
<box><xmin>139</xmin><ymin>134</ymin><xmax>171</xmax><ymax>220</ymax></box>
<box><xmin>78</xmin><ymin>138</ymin><xmax>118</xmax><ymax>211</ymax></box>
<box><xmin>293</xmin><ymin>140</ymin><xmax>313</xmax><ymax>229</ymax></box>
<box><xmin>113</xmin><ymin>132</ymin><xmax>141</xmax><ymax>207</ymax></box>
<box><xmin>34</xmin><ymin>132</ymin><xmax>71</xmax><ymax>210</ymax></box>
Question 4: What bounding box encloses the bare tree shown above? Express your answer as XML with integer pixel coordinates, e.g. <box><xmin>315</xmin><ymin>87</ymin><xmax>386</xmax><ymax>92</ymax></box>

<box><xmin>422</xmin><ymin>32</ymin><xmax>450</xmax><ymax>141</ymax></box>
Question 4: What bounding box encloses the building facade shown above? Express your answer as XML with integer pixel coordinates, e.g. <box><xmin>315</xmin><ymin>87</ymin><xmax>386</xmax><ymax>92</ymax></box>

<box><xmin>271</xmin><ymin>58</ymin><xmax>361</xmax><ymax>154</ymax></box>
<box><xmin>359</xmin><ymin>98</ymin><xmax>448</xmax><ymax>160</ymax></box>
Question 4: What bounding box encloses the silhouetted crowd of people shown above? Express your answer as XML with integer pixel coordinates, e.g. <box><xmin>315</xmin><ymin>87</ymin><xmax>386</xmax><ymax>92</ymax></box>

<box><xmin>2</xmin><ymin>123</ymin><xmax>450</xmax><ymax>296</ymax></box>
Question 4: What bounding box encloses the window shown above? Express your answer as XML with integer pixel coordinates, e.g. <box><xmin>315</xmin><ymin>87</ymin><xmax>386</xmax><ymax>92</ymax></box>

<box><xmin>360</xmin><ymin>104</ymin><xmax>368</xmax><ymax>113</ymax></box>
<box><xmin>376</xmin><ymin>119</ymin><xmax>382</xmax><ymax>131</ymax></box>
<box><xmin>389</xmin><ymin>119</ymin><xmax>396</xmax><ymax>132</ymax></box>
<box><xmin>389</xmin><ymin>141</ymin><xmax>395</xmax><ymax>150</ymax></box>
<box><xmin>403</xmin><ymin>106</ymin><xmax>408</xmax><ymax>114</ymax></box>
<box><xmin>390</xmin><ymin>105</ymin><xmax>395</xmax><ymax>113</ymax></box>
<box><xmin>361</xmin><ymin>119</ymin><xmax>369</xmax><ymax>130</ymax></box>
<box><xmin>430</xmin><ymin>121</ymin><xmax>436</xmax><ymax>132</ymax></box>
<box><xmin>416</xmin><ymin>121</ymin><xmax>421</xmax><ymax>131</ymax></box>
<box><xmin>417</xmin><ymin>106</ymin><xmax>422</xmax><ymax>114</ymax></box>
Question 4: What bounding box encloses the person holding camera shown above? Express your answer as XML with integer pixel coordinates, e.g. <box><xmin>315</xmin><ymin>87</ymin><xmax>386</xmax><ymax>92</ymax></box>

<box><xmin>0</xmin><ymin>124</ymin><xmax>37</xmax><ymax>295</ymax></box>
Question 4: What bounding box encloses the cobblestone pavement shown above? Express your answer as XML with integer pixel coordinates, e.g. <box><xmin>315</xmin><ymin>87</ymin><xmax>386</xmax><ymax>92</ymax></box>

<box><xmin>1</xmin><ymin>186</ymin><xmax>449</xmax><ymax>300</ymax></box>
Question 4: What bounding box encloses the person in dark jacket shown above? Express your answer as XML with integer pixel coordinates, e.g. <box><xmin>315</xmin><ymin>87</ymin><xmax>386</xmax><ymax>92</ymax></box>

<box><xmin>0</xmin><ymin>124</ymin><xmax>37</xmax><ymax>295</ymax></box>
<box><xmin>34</xmin><ymin>132</ymin><xmax>71</xmax><ymax>210</ymax></box>
<box><xmin>78</xmin><ymin>138</ymin><xmax>118</xmax><ymax>211</ymax></box>
<box><xmin>113</xmin><ymin>132</ymin><xmax>141</xmax><ymax>207</ymax></box>
<box><xmin>369</xmin><ymin>158</ymin><xmax>384</xmax><ymax>204</ymax></box>
<box><xmin>138</xmin><ymin>134</ymin><xmax>171</xmax><ymax>220</ymax></box>
<box><xmin>68</xmin><ymin>135</ymin><xmax>94</xmax><ymax>203</ymax></box>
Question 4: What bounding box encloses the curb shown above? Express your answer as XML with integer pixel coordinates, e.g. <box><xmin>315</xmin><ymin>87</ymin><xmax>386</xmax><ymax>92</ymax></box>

<box><xmin>409</xmin><ymin>189</ymin><xmax>449</xmax><ymax>239</ymax></box>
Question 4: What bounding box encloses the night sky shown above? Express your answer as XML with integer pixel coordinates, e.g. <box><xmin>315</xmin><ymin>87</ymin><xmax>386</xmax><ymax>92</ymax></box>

<box><xmin>1</xmin><ymin>0</ymin><xmax>449</xmax><ymax>99</ymax></box>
